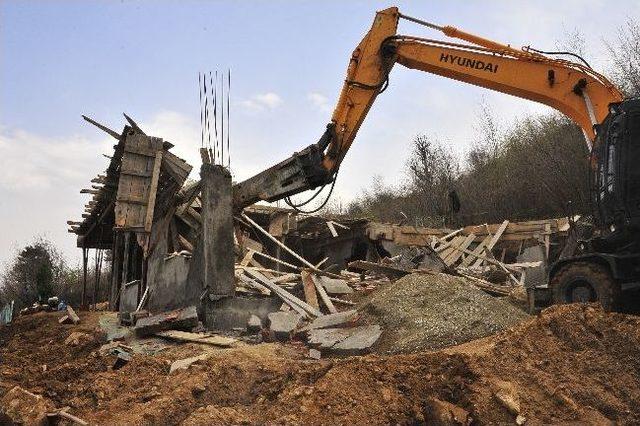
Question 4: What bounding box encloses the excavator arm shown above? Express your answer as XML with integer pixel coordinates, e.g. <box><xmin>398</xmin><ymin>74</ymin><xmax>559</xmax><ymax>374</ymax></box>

<box><xmin>233</xmin><ymin>6</ymin><xmax>624</xmax><ymax>210</ymax></box>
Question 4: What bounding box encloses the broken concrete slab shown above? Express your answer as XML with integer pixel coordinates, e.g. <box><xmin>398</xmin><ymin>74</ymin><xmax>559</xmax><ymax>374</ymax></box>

<box><xmin>58</xmin><ymin>315</ymin><xmax>71</xmax><ymax>324</ymax></box>
<box><xmin>317</xmin><ymin>276</ymin><xmax>353</xmax><ymax>295</ymax></box>
<box><xmin>267</xmin><ymin>311</ymin><xmax>302</xmax><ymax>341</ymax></box>
<box><xmin>247</xmin><ymin>314</ymin><xmax>262</xmax><ymax>334</ymax></box>
<box><xmin>307</xmin><ymin>325</ymin><xmax>382</xmax><ymax>355</ymax></box>
<box><xmin>169</xmin><ymin>353</ymin><xmax>211</xmax><ymax>374</ymax></box>
<box><xmin>307</xmin><ymin>327</ymin><xmax>355</xmax><ymax>350</ymax></box>
<box><xmin>99</xmin><ymin>312</ymin><xmax>132</xmax><ymax>342</ymax></box>
<box><xmin>300</xmin><ymin>310</ymin><xmax>358</xmax><ymax>333</ymax></box>
<box><xmin>112</xmin><ymin>350</ymin><xmax>132</xmax><ymax>370</ymax></box>
<box><xmin>134</xmin><ymin>306</ymin><xmax>198</xmax><ymax>338</ymax></box>
<box><xmin>331</xmin><ymin>325</ymin><xmax>382</xmax><ymax>355</ymax></box>
<box><xmin>66</xmin><ymin>305</ymin><xmax>80</xmax><ymax>324</ymax></box>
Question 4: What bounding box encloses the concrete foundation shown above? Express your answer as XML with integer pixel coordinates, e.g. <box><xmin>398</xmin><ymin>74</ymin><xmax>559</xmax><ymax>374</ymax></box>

<box><xmin>204</xmin><ymin>295</ymin><xmax>282</xmax><ymax>330</ymax></box>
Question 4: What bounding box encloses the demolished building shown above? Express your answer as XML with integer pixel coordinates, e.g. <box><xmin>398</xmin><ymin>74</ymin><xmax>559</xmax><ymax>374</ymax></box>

<box><xmin>69</xmin><ymin>116</ymin><xmax>571</xmax><ymax>332</ymax></box>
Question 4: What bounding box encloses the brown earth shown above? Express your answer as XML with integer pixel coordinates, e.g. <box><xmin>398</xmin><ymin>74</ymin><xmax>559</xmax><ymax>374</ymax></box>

<box><xmin>1</xmin><ymin>304</ymin><xmax>639</xmax><ymax>425</ymax></box>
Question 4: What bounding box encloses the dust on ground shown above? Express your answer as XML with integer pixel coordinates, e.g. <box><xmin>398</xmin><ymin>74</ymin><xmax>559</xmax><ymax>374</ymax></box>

<box><xmin>2</xmin><ymin>302</ymin><xmax>640</xmax><ymax>425</ymax></box>
<box><xmin>358</xmin><ymin>272</ymin><xmax>530</xmax><ymax>353</ymax></box>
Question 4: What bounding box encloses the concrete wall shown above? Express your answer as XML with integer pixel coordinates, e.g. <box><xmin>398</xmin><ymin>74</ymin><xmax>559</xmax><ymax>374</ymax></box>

<box><xmin>146</xmin><ymin>211</ymin><xmax>201</xmax><ymax>313</ymax></box>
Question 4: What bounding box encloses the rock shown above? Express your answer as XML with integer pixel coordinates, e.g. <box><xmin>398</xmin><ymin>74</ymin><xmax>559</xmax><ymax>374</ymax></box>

<box><xmin>134</xmin><ymin>306</ymin><xmax>199</xmax><ymax>338</ymax></box>
<box><xmin>494</xmin><ymin>388</ymin><xmax>520</xmax><ymax>415</ymax></box>
<box><xmin>169</xmin><ymin>353</ymin><xmax>211</xmax><ymax>374</ymax></box>
<box><xmin>308</xmin><ymin>349</ymin><xmax>322</xmax><ymax>360</ymax></box>
<box><xmin>246</xmin><ymin>314</ymin><xmax>262</xmax><ymax>334</ymax></box>
<box><xmin>267</xmin><ymin>311</ymin><xmax>302</xmax><ymax>341</ymax></box>
<box><xmin>64</xmin><ymin>332</ymin><xmax>92</xmax><ymax>347</ymax></box>
<box><xmin>516</xmin><ymin>414</ymin><xmax>527</xmax><ymax>425</ymax></box>
<box><xmin>112</xmin><ymin>350</ymin><xmax>132</xmax><ymax>370</ymax></box>
<box><xmin>66</xmin><ymin>305</ymin><xmax>80</xmax><ymax>324</ymax></box>
<box><xmin>0</xmin><ymin>386</ymin><xmax>55</xmax><ymax>425</ymax></box>
<box><xmin>331</xmin><ymin>325</ymin><xmax>382</xmax><ymax>355</ymax></box>
<box><xmin>318</xmin><ymin>276</ymin><xmax>353</xmax><ymax>295</ymax></box>
<box><xmin>300</xmin><ymin>310</ymin><xmax>358</xmax><ymax>333</ymax></box>
<box><xmin>307</xmin><ymin>328</ymin><xmax>354</xmax><ymax>350</ymax></box>
<box><xmin>423</xmin><ymin>397</ymin><xmax>471</xmax><ymax>425</ymax></box>
<box><xmin>191</xmin><ymin>384</ymin><xmax>206</xmax><ymax>397</ymax></box>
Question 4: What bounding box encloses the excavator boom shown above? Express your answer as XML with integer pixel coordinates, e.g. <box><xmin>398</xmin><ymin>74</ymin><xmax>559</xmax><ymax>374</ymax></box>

<box><xmin>233</xmin><ymin>6</ymin><xmax>624</xmax><ymax>210</ymax></box>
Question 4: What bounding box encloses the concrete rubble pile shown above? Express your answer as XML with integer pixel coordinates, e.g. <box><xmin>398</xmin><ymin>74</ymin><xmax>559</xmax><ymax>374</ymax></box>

<box><xmin>56</xmin><ymin>118</ymin><xmax>573</xmax><ymax>359</ymax></box>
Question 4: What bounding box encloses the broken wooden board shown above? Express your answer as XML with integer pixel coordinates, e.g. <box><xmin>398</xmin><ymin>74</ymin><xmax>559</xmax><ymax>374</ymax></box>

<box><xmin>442</xmin><ymin>233</ymin><xmax>476</xmax><ymax>266</ymax></box>
<box><xmin>155</xmin><ymin>330</ymin><xmax>237</xmax><ymax>347</ymax></box>
<box><xmin>310</xmin><ymin>274</ymin><xmax>338</xmax><ymax>314</ymax></box>
<box><xmin>459</xmin><ymin>235</ymin><xmax>492</xmax><ymax>267</ymax></box>
<box><xmin>438</xmin><ymin>235</ymin><xmax>467</xmax><ymax>258</ymax></box>
<box><xmin>471</xmin><ymin>220</ymin><xmax>509</xmax><ymax>268</ymax></box>
<box><xmin>244</xmin><ymin>268</ymin><xmax>322</xmax><ymax>318</ymax></box>
<box><xmin>301</xmin><ymin>271</ymin><xmax>320</xmax><ymax>310</ymax></box>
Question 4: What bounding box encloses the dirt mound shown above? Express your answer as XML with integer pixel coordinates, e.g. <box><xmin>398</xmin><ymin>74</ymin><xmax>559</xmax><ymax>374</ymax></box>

<box><xmin>357</xmin><ymin>272</ymin><xmax>529</xmax><ymax>353</ymax></box>
<box><xmin>474</xmin><ymin>303</ymin><xmax>640</xmax><ymax>424</ymax></box>
<box><xmin>2</xmin><ymin>305</ymin><xmax>640</xmax><ymax>424</ymax></box>
<box><xmin>0</xmin><ymin>311</ymin><xmax>107</xmax><ymax>403</ymax></box>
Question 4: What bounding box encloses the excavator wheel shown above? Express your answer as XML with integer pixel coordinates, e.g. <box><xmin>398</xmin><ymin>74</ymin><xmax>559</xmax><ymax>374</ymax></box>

<box><xmin>550</xmin><ymin>261</ymin><xmax>619</xmax><ymax>311</ymax></box>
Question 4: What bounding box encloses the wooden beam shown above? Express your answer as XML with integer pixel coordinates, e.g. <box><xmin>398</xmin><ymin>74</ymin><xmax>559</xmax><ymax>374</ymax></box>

<box><xmin>301</xmin><ymin>270</ymin><xmax>320</xmax><ymax>310</ymax></box>
<box><xmin>144</xmin><ymin>150</ymin><xmax>163</xmax><ymax>232</ymax></box>
<box><xmin>240</xmin><ymin>212</ymin><xmax>344</xmax><ymax>279</ymax></box>
<box><xmin>443</xmin><ymin>233</ymin><xmax>476</xmax><ymax>266</ymax></box>
<box><xmin>471</xmin><ymin>220</ymin><xmax>509</xmax><ymax>268</ymax></box>
<box><xmin>310</xmin><ymin>274</ymin><xmax>337</xmax><ymax>314</ymax></box>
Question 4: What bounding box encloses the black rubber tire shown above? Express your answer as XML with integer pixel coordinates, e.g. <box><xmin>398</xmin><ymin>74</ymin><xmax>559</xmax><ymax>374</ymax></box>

<box><xmin>550</xmin><ymin>261</ymin><xmax>619</xmax><ymax>311</ymax></box>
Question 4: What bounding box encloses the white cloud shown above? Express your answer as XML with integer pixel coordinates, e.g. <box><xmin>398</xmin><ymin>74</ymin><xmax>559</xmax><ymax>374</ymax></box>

<box><xmin>307</xmin><ymin>92</ymin><xmax>331</xmax><ymax>112</ymax></box>
<box><xmin>0</xmin><ymin>125</ymin><xmax>107</xmax><ymax>192</ymax></box>
<box><xmin>239</xmin><ymin>92</ymin><xmax>283</xmax><ymax>111</ymax></box>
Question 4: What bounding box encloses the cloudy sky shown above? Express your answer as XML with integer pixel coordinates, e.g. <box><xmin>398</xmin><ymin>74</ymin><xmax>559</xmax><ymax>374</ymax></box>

<box><xmin>1</xmin><ymin>0</ymin><xmax>638</xmax><ymax>266</ymax></box>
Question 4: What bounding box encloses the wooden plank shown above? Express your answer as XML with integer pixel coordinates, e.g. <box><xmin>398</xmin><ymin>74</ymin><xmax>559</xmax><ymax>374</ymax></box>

<box><xmin>244</xmin><ymin>268</ymin><xmax>321</xmax><ymax>318</ymax></box>
<box><xmin>471</xmin><ymin>220</ymin><xmax>509</xmax><ymax>268</ymax></box>
<box><xmin>116</xmin><ymin>195</ymin><xmax>147</xmax><ymax>205</ymax></box>
<box><xmin>241</xmin><ymin>212</ymin><xmax>344</xmax><ymax>279</ymax></box>
<box><xmin>120</xmin><ymin>169</ymin><xmax>153</xmax><ymax>178</ymax></box>
<box><xmin>301</xmin><ymin>271</ymin><xmax>320</xmax><ymax>310</ymax></box>
<box><xmin>310</xmin><ymin>274</ymin><xmax>337</xmax><ymax>314</ymax></box>
<box><xmin>460</xmin><ymin>235</ymin><xmax>492</xmax><ymax>267</ymax></box>
<box><xmin>144</xmin><ymin>150</ymin><xmax>163</xmax><ymax>232</ymax></box>
<box><xmin>178</xmin><ymin>234</ymin><xmax>194</xmax><ymax>252</ymax></box>
<box><xmin>438</xmin><ymin>235</ymin><xmax>466</xmax><ymax>258</ymax></box>
<box><xmin>236</xmin><ymin>272</ymin><xmax>271</xmax><ymax>295</ymax></box>
<box><xmin>239</xmin><ymin>250</ymin><xmax>254</xmax><ymax>266</ymax></box>
<box><xmin>123</xmin><ymin>144</ymin><xmax>158</xmax><ymax>158</ymax></box>
<box><xmin>156</xmin><ymin>330</ymin><xmax>237</xmax><ymax>347</ymax></box>
<box><xmin>443</xmin><ymin>233</ymin><xmax>476</xmax><ymax>266</ymax></box>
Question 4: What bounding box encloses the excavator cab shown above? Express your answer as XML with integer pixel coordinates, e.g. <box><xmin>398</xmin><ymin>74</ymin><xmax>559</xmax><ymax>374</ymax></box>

<box><xmin>591</xmin><ymin>98</ymin><xmax>640</xmax><ymax>245</ymax></box>
<box><xmin>529</xmin><ymin>99</ymin><xmax>640</xmax><ymax>313</ymax></box>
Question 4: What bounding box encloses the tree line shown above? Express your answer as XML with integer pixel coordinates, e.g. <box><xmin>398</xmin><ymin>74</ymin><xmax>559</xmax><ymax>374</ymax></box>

<box><xmin>345</xmin><ymin>19</ymin><xmax>640</xmax><ymax>228</ymax></box>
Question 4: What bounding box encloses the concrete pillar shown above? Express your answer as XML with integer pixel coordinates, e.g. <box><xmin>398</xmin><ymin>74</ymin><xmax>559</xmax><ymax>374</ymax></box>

<box><xmin>200</xmin><ymin>163</ymin><xmax>235</xmax><ymax>298</ymax></box>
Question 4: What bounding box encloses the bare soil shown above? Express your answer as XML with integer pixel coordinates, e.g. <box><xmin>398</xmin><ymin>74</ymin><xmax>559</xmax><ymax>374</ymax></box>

<box><xmin>1</xmin><ymin>303</ymin><xmax>640</xmax><ymax>425</ymax></box>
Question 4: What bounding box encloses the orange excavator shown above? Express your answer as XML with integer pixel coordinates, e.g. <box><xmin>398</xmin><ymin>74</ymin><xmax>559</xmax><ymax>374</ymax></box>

<box><xmin>233</xmin><ymin>7</ymin><xmax>640</xmax><ymax>310</ymax></box>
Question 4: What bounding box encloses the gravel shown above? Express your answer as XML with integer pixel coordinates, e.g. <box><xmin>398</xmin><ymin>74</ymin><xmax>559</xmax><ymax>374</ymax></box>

<box><xmin>358</xmin><ymin>272</ymin><xmax>529</xmax><ymax>354</ymax></box>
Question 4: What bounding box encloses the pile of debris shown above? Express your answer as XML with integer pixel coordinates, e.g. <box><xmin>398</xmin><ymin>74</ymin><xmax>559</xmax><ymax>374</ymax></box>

<box><xmin>359</xmin><ymin>273</ymin><xmax>529</xmax><ymax>353</ymax></box>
